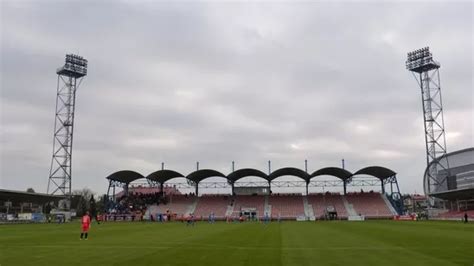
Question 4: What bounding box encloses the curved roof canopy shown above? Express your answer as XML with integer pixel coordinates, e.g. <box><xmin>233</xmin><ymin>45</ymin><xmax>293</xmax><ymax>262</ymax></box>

<box><xmin>310</xmin><ymin>167</ymin><xmax>353</xmax><ymax>181</ymax></box>
<box><xmin>268</xmin><ymin>167</ymin><xmax>310</xmax><ymax>182</ymax></box>
<box><xmin>353</xmin><ymin>166</ymin><xmax>396</xmax><ymax>180</ymax></box>
<box><xmin>227</xmin><ymin>168</ymin><xmax>269</xmax><ymax>183</ymax></box>
<box><xmin>186</xmin><ymin>169</ymin><xmax>226</xmax><ymax>184</ymax></box>
<box><xmin>106</xmin><ymin>170</ymin><xmax>144</xmax><ymax>184</ymax></box>
<box><xmin>145</xmin><ymin>170</ymin><xmax>185</xmax><ymax>184</ymax></box>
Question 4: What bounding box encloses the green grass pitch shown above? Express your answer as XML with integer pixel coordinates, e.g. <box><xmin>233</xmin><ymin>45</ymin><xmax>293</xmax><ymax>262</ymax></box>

<box><xmin>1</xmin><ymin>220</ymin><xmax>473</xmax><ymax>266</ymax></box>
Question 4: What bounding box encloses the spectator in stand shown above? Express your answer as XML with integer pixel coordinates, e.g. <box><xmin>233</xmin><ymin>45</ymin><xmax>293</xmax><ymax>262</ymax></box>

<box><xmin>111</xmin><ymin>192</ymin><xmax>164</xmax><ymax>215</ymax></box>
<box><xmin>96</xmin><ymin>213</ymin><xmax>102</xmax><ymax>225</ymax></box>
<box><xmin>187</xmin><ymin>213</ymin><xmax>195</xmax><ymax>226</ymax></box>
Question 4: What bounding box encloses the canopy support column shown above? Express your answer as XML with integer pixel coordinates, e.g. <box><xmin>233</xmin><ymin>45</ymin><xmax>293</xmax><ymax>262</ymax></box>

<box><xmin>343</xmin><ymin>180</ymin><xmax>347</xmax><ymax>195</ymax></box>
<box><xmin>394</xmin><ymin>175</ymin><xmax>401</xmax><ymax>194</ymax></box>
<box><xmin>124</xmin><ymin>183</ymin><xmax>129</xmax><ymax>197</ymax></box>
<box><xmin>106</xmin><ymin>180</ymin><xmax>112</xmax><ymax>201</ymax></box>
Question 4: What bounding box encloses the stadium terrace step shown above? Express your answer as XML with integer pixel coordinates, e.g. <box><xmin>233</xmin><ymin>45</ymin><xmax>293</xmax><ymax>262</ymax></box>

<box><xmin>382</xmin><ymin>194</ymin><xmax>398</xmax><ymax>215</ymax></box>
<box><xmin>435</xmin><ymin>210</ymin><xmax>474</xmax><ymax>220</ymax></box>
<box><xmin>308</xmin><ymin>193</ymin><xmax>348</xmax><ymax>219</ymax></box>
<box><xmin>232</xmin><ymin>195</ymin><xmax>265</xmax><ymax>219</ymax></box>
<box><xmin>156</xmin><ymin>195</ymin><xmax>195</xmax><ymax>216</ymax></box>
<box><xmin>342</xmin><ymin>196</ymin><xmax>357</xmax><ymax>216</ymax></box>
<box><xmin>186</xmin><ymin>197</ymin><xmax>198</xmax><ymax>216</ymax></box>
<box><xmin>112</xmin><ymin>192</ymin><xmax>400</xmax><ymax>222</ymax></box>
<box><xmin>303</xmin><ymin>196</ymin><xmax>315</xmax><ymax>218</ymax></box>
<box><xmin>193</xmin><ymin>195</ymin><xmax>231</xmax><ymax>219</ymax></box>
<box><xmin>144</xmin><ymin>204</ymin><xmax>160</xmax><ymax>220</ymax></box>
<box><xmin>345</xmin><ymin>192</ymin><xmax>394</xmax><ymax>218</ymax></box>
<box><xmin>264</xmin><ymin>195</ymin><xmax>271</xmax><ymax>217</ymax></box>
<box><xmin>225</xmin><ymin>204</ymin><xmax>234</xmax><ymax>217</ymax></box>
<box><xmin>268</xmin><ymin>194</ymin><xmax>305</xmax><ymax>219</ymax></box>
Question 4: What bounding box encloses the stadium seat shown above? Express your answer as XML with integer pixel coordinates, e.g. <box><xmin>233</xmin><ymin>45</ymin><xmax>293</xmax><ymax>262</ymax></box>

<box><xmin>156</xmin><ymin>195</ymin><xmax>195</xmax><ymax>216</ymax></box>
<box><xmin>345</xmin><ymin>192</ymin><xmax>393</xmax><ymax>218</ymax></box>
<box><xmin>193</xmin><ymin>195</ymin><xmax>231</xmax><ymax>219</ymax></box>
<box><xmin>268</xmin><ymin>194</ymin><xmax>304</xmax><ymax>219</ymax></box>
<box><xmin>307</xmin><ymin>193</ymin><xmax>348</xmax><ymax>218</ymax></box>
<box><xmin>233</xmin><ymin>195</ymin><xmax>265</xmax><ymax>218</ymax></box>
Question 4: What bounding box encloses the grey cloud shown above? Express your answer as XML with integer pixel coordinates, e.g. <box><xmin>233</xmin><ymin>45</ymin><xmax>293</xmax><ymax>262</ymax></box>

<box><xmin>1</xmin><ymin>1</ymin><xmax>472</xmax><ymax>195</ymax></box>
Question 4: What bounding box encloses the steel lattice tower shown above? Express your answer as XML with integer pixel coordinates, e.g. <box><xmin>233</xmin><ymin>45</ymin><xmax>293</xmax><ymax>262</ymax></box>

<box><xmin>47</xmin><ymin>54</ymin><xmax>88</xmax><ymax>202</ymax></box>
<box><xmin>406</xmin><ymin>47</ymin><xmax>450</xmax><ymax>196</ymax></box>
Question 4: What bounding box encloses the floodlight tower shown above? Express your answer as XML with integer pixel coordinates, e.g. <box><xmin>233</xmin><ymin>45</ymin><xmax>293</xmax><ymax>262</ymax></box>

<box><xmin>47</xmin><ymin>54</ymin><xmax>88</xmax><ymax>204</ymax></box>
<box><xmin>406</xmin><ymin>47</ymin><xmax>450</xmax><ymax>196</ymax></box>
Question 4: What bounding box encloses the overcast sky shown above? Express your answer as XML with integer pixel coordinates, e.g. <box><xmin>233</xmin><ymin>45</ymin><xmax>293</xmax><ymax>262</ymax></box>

<box><xmin>1</xmin><ymin>1</ymin><xmax>472</xmax><ymax>195</ymax></box>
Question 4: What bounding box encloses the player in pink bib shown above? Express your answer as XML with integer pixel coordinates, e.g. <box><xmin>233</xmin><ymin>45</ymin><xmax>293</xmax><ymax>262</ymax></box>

<box><xmin>80</xmin><ymin>211</ymin><xmax>91</xmax><ymax>240</ymax></box>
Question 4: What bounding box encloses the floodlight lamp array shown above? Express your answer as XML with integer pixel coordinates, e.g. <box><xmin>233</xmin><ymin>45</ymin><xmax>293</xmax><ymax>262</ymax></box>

<box><xmin>406</xmin><ymin>47</ymin><xmax>438</xmax><ymax>71</ymax></box>
<box><xmin>58</xmin><ymin>54</ymin><xmax>88</xmax><ymax>77</ymax></box>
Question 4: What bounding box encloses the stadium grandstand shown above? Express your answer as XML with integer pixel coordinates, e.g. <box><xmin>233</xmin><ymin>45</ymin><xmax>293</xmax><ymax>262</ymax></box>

<box><xmin>0</xmin><ymin>189</ymin><xmax>64</xmax><ymax>223</ymax></box>
<box><xmin>426</xmin><ymin>147</ymin><xmax>474</xmax><ymax>219</ymax></box>
<box><xmin>103</xmin><ymin>165</ymin><xmax>402</xmax><ymax>222</ymax></box>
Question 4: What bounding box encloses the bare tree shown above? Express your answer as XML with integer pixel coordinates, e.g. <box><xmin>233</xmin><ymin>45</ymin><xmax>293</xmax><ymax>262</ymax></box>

<box><xmin>72</xmin><ymin>188</ymin><xmax>95</xmax><ymax>216</ymax></box>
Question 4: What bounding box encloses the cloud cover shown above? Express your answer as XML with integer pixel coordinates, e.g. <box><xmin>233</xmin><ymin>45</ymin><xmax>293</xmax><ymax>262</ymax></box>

<box><xmin>1</xmin><ymin>1</ymin><xmax>473</xmax><ymax>194</ymax></box>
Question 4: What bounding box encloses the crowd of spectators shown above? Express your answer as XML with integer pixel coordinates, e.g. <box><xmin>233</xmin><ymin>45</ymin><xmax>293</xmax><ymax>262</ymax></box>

<box><xmin>108</xmin><ymin>192</ymin><xmax>166</xmax><ymax>214</ymax></box>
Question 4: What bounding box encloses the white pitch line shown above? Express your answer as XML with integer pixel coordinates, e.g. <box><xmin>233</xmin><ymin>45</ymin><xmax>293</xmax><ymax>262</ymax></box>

<box><xmin>1</xmin><ymin>245</ymin><xmax>468</xmax><ymax>251</ymax></box>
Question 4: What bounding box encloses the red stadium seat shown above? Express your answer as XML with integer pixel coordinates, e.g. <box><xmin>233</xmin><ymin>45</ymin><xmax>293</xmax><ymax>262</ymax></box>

<box><xmin>193</xmin><ymin>195</ymin><xmax>231</xmax><ymax>219</ymax></box>
<box><xmin>308</xmin><ymin>193</ymin><xmax>348</xmax><ymax>218</ymax></box>
<box><xmin>268</xmin><ymin>194</ymin><xmax>304</xmax><ymax>219</ymax></box>
<box><xmin>345</xmin><ymin>192</ymin><xmax>393</xmax><ymax>218</ymax></box>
